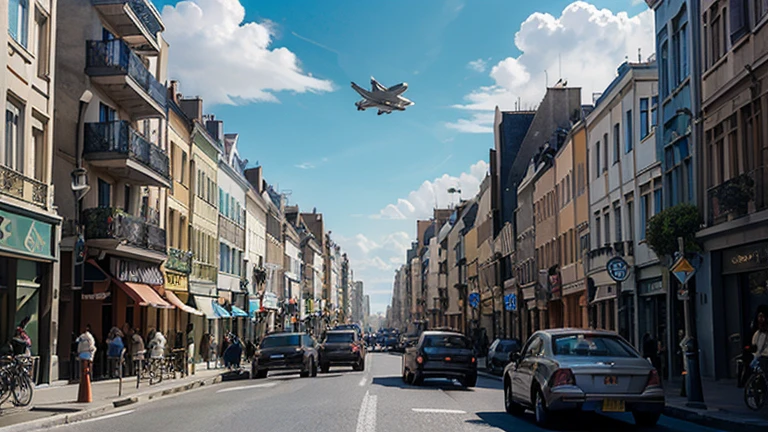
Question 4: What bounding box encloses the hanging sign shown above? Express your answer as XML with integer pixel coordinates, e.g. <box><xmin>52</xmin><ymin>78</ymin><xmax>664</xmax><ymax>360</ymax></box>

<box><xmin>606</xmin><ymin>256</ymin><xmax>630</xmax><ymax>282</ymax></box>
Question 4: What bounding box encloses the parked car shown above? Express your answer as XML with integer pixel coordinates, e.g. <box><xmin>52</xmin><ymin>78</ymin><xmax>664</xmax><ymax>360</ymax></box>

<box><xmin>485</xmin><ymin>338</ymin><xmax>522</xmax><ymax>374</ymax></box>
<box><xmin>503</xmin><ymin>329</ymin><xmax>664</xmax><ymax>427</ymax></box>
<box><xmin>319</xmin><ymin>330</ymin><xmax>365</xmax><ymax>372</ymax></box>
<box><xmin>396</xmin><ymin>334</ymin><xmax>419</xmax><ymax>353</ymax></box>
<box><xmin>402</xmin><ymin>330</ymin><xmax>477</xmax><ymax>387</ymax></box>
<box><xmin>252</xmin><ymin>332</ymin><xmax>319</xmax><ymax>379</ymax></box>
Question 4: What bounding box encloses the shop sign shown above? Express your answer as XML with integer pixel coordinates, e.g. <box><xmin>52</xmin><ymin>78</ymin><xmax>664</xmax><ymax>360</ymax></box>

<box><xmin>262</xmin><ymin>291</ymin><xmax>279</xmax><ymax>310</ymax></box>
<box><xmin>82</xmin><ymin>292</ymin><xmax>111</xmax><ymax>301</ymax></box>
<box><xmin>606</xmin><ymin>257</ymin><xmax>630</xmax><ymax>282</ymax></box>
<box><xmin>110</xmin><ymin>258</ymin><xmax>163</xmax><ymax>285</ymax></box>
<box><xmin>639</xmin><ymin>279</ymin><xmax>664</xmax><ymax>296</ymax></box>
<box><xmin>723</xmin><ymin>242</ymin><xmax>768</xmax><ymax>274</ymax></box>
<box><xmin>165</xmin><ymin>271</ymin><xmax>188</xmax><ymax>291</ymax></box>
<box><xmin>0</xmin><ymin>209</ymin><xmax>53</xmax><ymax>259</ymax></box>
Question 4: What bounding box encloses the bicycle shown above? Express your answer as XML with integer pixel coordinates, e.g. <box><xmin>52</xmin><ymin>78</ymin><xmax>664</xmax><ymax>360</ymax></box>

<box><xmin>744</xmin><ymin>360</ymin><xmax>767</xmax><ymax>411</ymax></box>
<box><xmin>0</xmin><ymin>355</ymin><xmax>34</xmax><ymax>408</ymax></box>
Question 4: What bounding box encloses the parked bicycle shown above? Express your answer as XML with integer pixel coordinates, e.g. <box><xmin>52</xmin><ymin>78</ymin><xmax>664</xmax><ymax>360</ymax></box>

<box><xmin>745</xmin><ymin>359</ymin><xmax>767</xmax><ymax>411</ymax></box>
<box><xmin>0</xmin><ymin>355</ymin><xmax>34</xmax><ymax>408</ymax></box>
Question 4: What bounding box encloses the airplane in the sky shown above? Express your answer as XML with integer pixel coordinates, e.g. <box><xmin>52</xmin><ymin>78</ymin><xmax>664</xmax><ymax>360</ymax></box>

<box><xmin>351</xmin><ymin>77</ymin><xmax>414</xmax><ymax>115</ymax></box>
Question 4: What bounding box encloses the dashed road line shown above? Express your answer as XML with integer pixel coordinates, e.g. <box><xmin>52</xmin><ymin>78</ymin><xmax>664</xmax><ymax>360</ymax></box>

<box><xmin>356</xmin><ymin>390</ymin><xmax>378</xmax><ymax>432</ymax></box>
<box><xmin>412</xmin><ymin>408</ymin><xmax>467</xmax><ymax>414</ymax></box>
<box><xmin>216</xmin><ymin>383</ymin><xmax>277</xmax><ymax>393</ymax></box>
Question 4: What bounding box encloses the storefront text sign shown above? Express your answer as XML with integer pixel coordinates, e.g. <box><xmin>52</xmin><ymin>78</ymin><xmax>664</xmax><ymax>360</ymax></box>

<box><xmin>110</xmin><ymin>258</ymin><xmax>163</xmax><ymax>285</ymax></box>
<box><xmin>165</xmin><ymin>271</ymin><xmax>188</xmax><ymax>291</ymax></box>
<box><xmin>0</xmin><ymin>209</ymin><xmax>53</xmax><ymax>259</ymax></box>
<box><xmin>723</xmin><ymin>242</ymin><xmax>768</xmax><ymax>274</ymax></box>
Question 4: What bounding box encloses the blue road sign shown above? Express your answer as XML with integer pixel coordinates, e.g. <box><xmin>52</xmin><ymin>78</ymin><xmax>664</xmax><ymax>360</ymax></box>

<box><xmin>504</xmin><ymin>293</ymin><xmax>517</xmax><ymax>311</ymax></box>
<box><xmin>606</xmin><ymin>256</ymin><xmax>630</xmax><ymax>282</ymax></box>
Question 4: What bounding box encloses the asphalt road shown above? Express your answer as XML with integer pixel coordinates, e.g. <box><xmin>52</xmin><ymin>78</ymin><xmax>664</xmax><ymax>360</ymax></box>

<box><xmin>44</xmin><ymin>352</ymin><xmax>723</xmax><ymax>432</ymax></box>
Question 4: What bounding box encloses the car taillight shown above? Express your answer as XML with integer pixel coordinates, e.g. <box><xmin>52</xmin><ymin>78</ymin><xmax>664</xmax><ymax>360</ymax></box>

<box><xmin>645</xmin><ymin>369</ymin><xmax>661</xmax><ymax>389</ymax></box>
<box><xmin>550</xmin><ymin>368</ymin><xmax>576</xmax><ymax>388</ymax></box>
<box><xmin>351</xmin><ymin>344</ymin><xmax>360</xmax><ymax>352</ymax></box>
<box><xmin>416</xmin><ymin>356</ymin><xmax>424</xmax><ymax>364</ymax></box>
<box><xmin>471</xmin><ymin>357</ymin><xmax>476</xmax><ymax>363</ymax></box>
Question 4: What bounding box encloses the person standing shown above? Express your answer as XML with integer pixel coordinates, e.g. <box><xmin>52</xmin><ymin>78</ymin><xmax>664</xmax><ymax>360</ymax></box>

<box><xmin>750</xmin><ymin>305</ymin><xmax>768</xmax><ymax>373</ymax></box>
<box><xmin>130</xmin><ymin>328</ymin><xmax>145</xmax><ymax>376</ymax></box>
<box><xmin>106</xmin><ymin>327</ymin><xmax>125</xmax><ymax>378</ymax></box>
<box><xmin>77</xmin><ymin>325</ymin><xmax>97</xmax><ymax>380</ymax></box>
<box><xmin>186</xmin><ymin>323</ymin><xmax>195</xmax><ymax>375</ymax></box>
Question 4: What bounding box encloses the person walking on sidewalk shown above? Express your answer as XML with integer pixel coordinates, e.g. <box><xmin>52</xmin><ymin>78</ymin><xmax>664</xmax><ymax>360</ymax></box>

<box><xmin>106</xmin><ymin>327</ymin><xmax>125</xmax><ymax>378</ymax></box>
<box><xmin>750</xmin><ymin>305</ymin><xmax>768</xmax><ymax>373</ymax></box>
<box><xmin>77</xmin><ymin>325</ymin><xmax>97</xmax><ymax>380</ymax></box>
<box><xmin>186</xmin><ymin>323</ymin><xmax>195</xmax><ymax>375</ymax></box>
<box><xmin>130</xmin><ymin>327</ymin><xmax>145</xmax><ymax>376</ymax></box>
<box><xmin>147</xmin><ymin>328</ymin><xmax>167</xmax><ymax>360</ymax></box>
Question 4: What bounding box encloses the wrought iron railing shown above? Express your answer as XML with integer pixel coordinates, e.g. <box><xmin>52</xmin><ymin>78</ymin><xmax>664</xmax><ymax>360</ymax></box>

<box><xmin>166</xmin><ymin>247</ymin><xmax>192</xmax><ymax>274</ymax></box>
<box><xmin>708</xmin><ymin>167</ymin><xmax>766</xmax><ymax>226</ymax></box>
<box><xmin>82</xmin><ymin>207</ymin><xmax>166</xmax><ymax>254</ymax></box>
<box><xmin>85</xmin><ymin>39</ymin><xmax>167</xmax><ymax>108</ymax></box>
<box><xmin>84</xmin><ymin>121</ymin><xmax>170</xmax><ymax>181</ymax></box>
<box><xmin>91</xmin><ymin>0</ymin><xmax>164</xmax><ymax>38</ymax></box>
<box><xmin>192</xmin><ymin>261</ymin><xmax>217</xmax><ymax>282</ymax></box>
<box><xmin>0</xmin><ymin>165</ymin><xmax>47</xmax><ymax>207</ymax></box>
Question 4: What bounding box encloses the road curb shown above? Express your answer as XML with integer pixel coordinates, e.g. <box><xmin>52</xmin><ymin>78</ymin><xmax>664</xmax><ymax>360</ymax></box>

<box><xmin>0</xmin><ymin>374</ymin><xmax>223</xmax><ymax>432</ymax></box>
<box><xmin>663</xmin><ymin>405</ymin><xmax>768</xmax><ymax>432</ymax></box>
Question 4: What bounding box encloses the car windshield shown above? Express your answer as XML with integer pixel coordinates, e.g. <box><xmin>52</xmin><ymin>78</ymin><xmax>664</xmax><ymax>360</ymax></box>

<box><xmin>498</xmin><ymin>341</ymin><xmax>519</xmax><ymax>353</ymax></box>
<box><xmin>325</xmin><ymin>333</ymin><xmax>355</xmax><ymax>343</ymax></box>
<box><xmin>552</xmin><ymin>334</ymin><xmax>638</xmax><ymax>358</ymax></box>
<box><xmin>423</xmin><ymin>335</ymin><xmax>471</xmax><ymax>349</ymax></box>
<box><xmin>260</xmin><ymin>335</ymin><xmax>300</xmax><ymax>348</ymax></box>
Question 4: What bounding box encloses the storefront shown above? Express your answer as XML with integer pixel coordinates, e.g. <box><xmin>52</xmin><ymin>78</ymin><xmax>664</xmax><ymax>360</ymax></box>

<box><xmin>562</xmin><ymin>281</ymin><xmax>586</xmax><ymax>329</ymax></box>
<box><xmin>0</xmin><ymin>207</ymin><xmax>59</xmax><ymax>383</ymax></box>
<box><xmin>590</xmin><ymin>284</ymin><xmax>617</xmax><ymax>331</ymax></box>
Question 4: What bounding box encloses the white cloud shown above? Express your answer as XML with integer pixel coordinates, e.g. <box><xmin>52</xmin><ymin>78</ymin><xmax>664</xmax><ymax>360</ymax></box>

<box><xmin>375</xmin><ymin>160</ymin><xmax>489</xmax><ymax>221</ymax></box>
<box><xmin>467</xmin><ymin>58</ymin><xmax>488</xmax><ymax>73</ymax></box>
<box><xmin>161</xmin><ymin>0</ymin><xmax>334</xmax><ymax>106</ymax></box>
<box><xmin>446</xmin><ymin>1</ymin><xmax>654</xmax><ymax>131</ymax></box>
<box><xmin>295</xmin><ymin>162</ymin><xmax>315</xmax><ymax>169</ymax></box>
<box><xmin>336</xmin><ymin>232</ymin><xmax>412</xmax><ymax>275</ymax></box>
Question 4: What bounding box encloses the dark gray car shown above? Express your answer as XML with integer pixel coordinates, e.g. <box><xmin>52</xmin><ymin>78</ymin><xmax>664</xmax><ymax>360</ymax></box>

<box><xmin>252</xmin><ymin>333</ymin><xmax>319</xmax><ymax>378</ymax></box>
<box><xmin>485</xmin><ymin>338</ymin><xmax>522</xmax><ymax>374</ymax></box>
<box><xmin>402</xmin><ymin>331</ymin><xmax>477</xmax><ymax>387</ymax></box>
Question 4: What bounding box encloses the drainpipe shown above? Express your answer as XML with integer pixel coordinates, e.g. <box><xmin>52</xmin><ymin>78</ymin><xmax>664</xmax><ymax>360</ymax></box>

<box><xmin>72</xmin><ymin>90</ymin><xmax>94</xmax><ymax>220</ymax></box>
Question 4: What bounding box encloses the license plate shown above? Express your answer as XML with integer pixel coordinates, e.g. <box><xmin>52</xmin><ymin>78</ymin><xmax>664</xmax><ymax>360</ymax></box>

<box><xmin>604</xmin><ymin>376</ymin><xmax>619</xmax><ymax>385</ymax></box>
<box><xmin>602</xmin><ymin>399</ymin><xmax>625</xmax><ymax>412</ymax></box>
<box><xmin>271</xmin><ymin>354</ymin><xmax>284</xmax><ymax>359</ymax></box>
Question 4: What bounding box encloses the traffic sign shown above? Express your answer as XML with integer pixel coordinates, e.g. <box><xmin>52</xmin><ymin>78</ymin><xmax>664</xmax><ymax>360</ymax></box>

<box><xmin>468</xmin><ymin>292</ymin><xmax>480</xmax><ymax>309</ymax></box>
<box><xmin>671</xmin><ymin>256</ymin><xmax>696</xmax><ymax>285</ymax></box>
<box><xmin>606</xmin><ymin>256</ymin><xmax>630</xmax><ymax>282</ymax></box>
<box><xmin>504</xmin><ymin>293</ymin><xmax>517</xmax><ymax>311</ymax></box>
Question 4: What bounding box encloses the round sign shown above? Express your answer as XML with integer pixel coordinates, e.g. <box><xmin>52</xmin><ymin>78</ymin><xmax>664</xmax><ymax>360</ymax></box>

<box><xmin>606</xmin><ymin>256</ymin><xmax>630</xmax><ymax>282</ymax></box>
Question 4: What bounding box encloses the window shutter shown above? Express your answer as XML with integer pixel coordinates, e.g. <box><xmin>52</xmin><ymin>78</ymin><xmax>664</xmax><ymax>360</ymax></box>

<box><xmin>730</xmin><ymin>0</ymin><xmax>749</xmax><ymax>43</ymax></box>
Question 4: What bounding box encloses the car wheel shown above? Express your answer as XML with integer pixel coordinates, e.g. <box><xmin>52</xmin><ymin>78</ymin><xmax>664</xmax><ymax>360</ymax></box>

<box><xmin>254</xmin><ymin>369</ymin><xmax>268</xmax><ymax>379</ymax></box>
<box><xmin>359</xmin><ymin>357</ymin><xmax>366</xmax><ymax>371</ymax></box>
<box><xmin>462</xmin><ymin>374</ymin><xmax>477</xmax><ymax>388</ymax></box>
<box><xmin>300</xmin><ymin>358</ymin><xmax>312</xmax><ymax>378</ymax></box>
<box><xmin>402</xmin><ymin>367</ymin><xmax>409</xmax><ymax>383</ymax></box>
<box><xmin>632</xmin><ymin>411</ymin><xmax>661</xmax><ymax>428</ymax></box>
<box><xmin>412</xmin><ymin>373</ymin><xmax>423</xmax><ymax>386</ymax></box>
<box><xmin>311</xmin><ymin>358</ymin><xmax>318</xmax><ymax>377</ymax></box>
<box><xmin>321</xmin><ymin>363</ymin><xmax>330</xmax><ymax>373</ymax></box>
<box><xmin>504</xmin><ymin>379</ymin><xmax>524</xmax><ymax>415</ymax></box>
<box><xmin>534</xmin><ymin>388</ymin><xmax>550</xmax><ymax>427</ymax></box>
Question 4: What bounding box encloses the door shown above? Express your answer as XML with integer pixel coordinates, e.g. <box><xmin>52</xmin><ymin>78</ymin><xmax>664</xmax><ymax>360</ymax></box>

<box><xmin>512</xmin><ymin>335</ymin><xmax>542</xmax><ymax>405</ymax></box>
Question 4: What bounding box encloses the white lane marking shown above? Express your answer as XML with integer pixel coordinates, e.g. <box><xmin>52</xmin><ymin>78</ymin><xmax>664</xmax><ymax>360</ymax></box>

<box><xmin>412</xmin><ymin>408</ymin><xmax>467</xmax><ymax>414</ymax></box>
<box><xmin>216</xmin><ymin>383</ymin><xmax>276</xmax><ymax>393</ymax></box>
<box><xmin>77</xmin><ymin>409</ymin><xmax>135</xmax><ymax>424</ymax></box>
<box><xmin>358</xmin><ymin>376</ymin><xmax>367</xmax><ymax>386</ymax></box>
<box><xmin>355</xmin><ymin>390</ymin><xmax>378</xmax><ymax>432</ymax></box>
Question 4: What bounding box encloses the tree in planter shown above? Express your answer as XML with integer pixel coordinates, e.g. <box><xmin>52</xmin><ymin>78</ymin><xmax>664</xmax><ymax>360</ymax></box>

<box><xmin>715</xmin><ymin>174</ymin><xmax>754</xmax><ymax>217</ymax></box>
<box><xmin>646</xmin><ymin>203</ymin><xmax>703</xmax><ymax>261</ymax></box>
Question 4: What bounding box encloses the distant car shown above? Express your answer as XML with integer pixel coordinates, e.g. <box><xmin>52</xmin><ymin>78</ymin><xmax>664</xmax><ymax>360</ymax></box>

<box><xmin>333</xmin><ymin>324</ymin><xmax>363</xmax><ymax>340</ymax></box>
<box><xmin>319</xmin><ymin>330</ymin><xmax>366</xmax><ymax>372</ymax></box>
<box><xmin>503</xmin><ymin>329</ymin><xmax>664</xmax><ymax>427</ymax></box>
<box><xmin>402</xmin><ymin>331</ymin><xmax>477</xmax><ymax>387</ymax></box>
<box><xmin>485</xmin><ymin>338</ymin><xmax>522</xmax><ymax>374</ymax></box>
<box><xmin>384</xmin><ymin>335</ymin><xmax>399</xmax><ymax>350</ymax></box>
<box><xmin>252</xmin><ymin>332</ymin><xmax>319</xmax><ymax>379</ymax></box>
<box><xmin>398</xmin><ymin>334</ymin><xmax>419</xmax><ymax>353</ymax></box>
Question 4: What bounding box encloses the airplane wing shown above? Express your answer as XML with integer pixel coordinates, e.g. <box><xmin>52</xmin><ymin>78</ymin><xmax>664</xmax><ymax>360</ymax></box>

<box><xmin>351</xmin><ymin>82</ymin><xmax>374</xmax><ymax>99</ymax></box>
<box><xmin>357</xmin><ymin>99</ymin><xmax>377</xmax><ymax>109</ymax></box>
<box><xmin>370</xmin><ymin>77</ymin><xmax>387</xmax><ymax>93</ymax></box>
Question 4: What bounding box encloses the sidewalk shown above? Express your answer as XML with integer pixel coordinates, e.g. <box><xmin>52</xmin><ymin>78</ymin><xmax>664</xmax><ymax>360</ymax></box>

<box><xmin>0</xmin><ymin>363</ymin><xmax>226</xmax><ymax>432</ymax></box>
<box><xmin>663</xmin><ymin>378</ymin><xmax>768</xmax><ymax>432</ymax></box>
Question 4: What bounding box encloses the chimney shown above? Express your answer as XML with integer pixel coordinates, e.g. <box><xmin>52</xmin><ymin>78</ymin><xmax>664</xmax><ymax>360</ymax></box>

<box><xmin>244</xmin><ymin>166</ymin><xmax>263</xmax><ymax>193</ymax></box>
<box><xmin>206</xmin><ymin>117</ymin><xmax>224</xmax><ymax>142</ymax></box>
<box><xmin>179</xmin><ymin>97</ymin><xmax>203</xmax><ymax>122</ymax></box>
<box><xmin>169</xmin><ymin>81</ymin><xmax>179</xmax><ymax>104</ymax></box>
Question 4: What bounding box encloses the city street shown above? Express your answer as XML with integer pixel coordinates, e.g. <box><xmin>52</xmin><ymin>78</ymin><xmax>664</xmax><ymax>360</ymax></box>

<box><xmin>43</xmin><ymin>353</ymin><xmax>721</xmax><ymax>432</ymax></box>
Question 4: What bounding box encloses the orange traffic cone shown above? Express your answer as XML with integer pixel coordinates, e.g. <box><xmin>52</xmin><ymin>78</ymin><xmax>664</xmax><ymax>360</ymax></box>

<box><xmin>78</xmin><ymin>360</ymin><xmax>93</xmax><ymax>403</ymax></box>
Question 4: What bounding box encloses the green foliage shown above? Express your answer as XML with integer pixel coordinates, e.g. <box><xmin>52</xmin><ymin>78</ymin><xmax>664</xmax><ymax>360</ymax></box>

<box><xmin>715</xmin><ymin>174</ymin><xmax>754</xmax><ymax>216</ymax></box>
<box><xmin>645</xmin><ymin>204</ymin><xmax>702</xmax><ymax>258</ymax></box>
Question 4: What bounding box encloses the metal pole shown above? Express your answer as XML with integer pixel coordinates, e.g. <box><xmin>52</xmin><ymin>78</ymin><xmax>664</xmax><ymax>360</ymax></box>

<box><xmin>678</xmin><ymin>237</ymin><xmax>706</xmax><ymax>409</ymax></box>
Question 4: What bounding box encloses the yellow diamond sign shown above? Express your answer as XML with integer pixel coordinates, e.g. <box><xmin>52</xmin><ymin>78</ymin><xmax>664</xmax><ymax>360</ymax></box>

<box><xmin>671</xmin><ymin>257</ymin><xmax>695</xmax><ymax>284</ymax></box>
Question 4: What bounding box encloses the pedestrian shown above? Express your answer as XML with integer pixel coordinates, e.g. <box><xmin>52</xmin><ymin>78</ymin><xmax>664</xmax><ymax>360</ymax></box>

<box><xmin>750</xmin><ymin>305</ymin><xmax>768</xmax><ymax>373</ymax></box>
<box><xmin>77</xmin><ymin>325</ymin><xmax>97</xmax><ymax>380</ymax></box>
<box><xmin>130</xmin><ymin>327</ymin><xmax>145</xmax><ymax>376</ymax></box>
<box><xmin>147</xmin><ymin>328</ymin><xmax>166</xmax><ymax>359</ymax></box>
<box><xmin>11</xmin><ymin>316</ymin><xmax>32</xmax><ymax>356</ymax></box>
<box><xmin>106</xmin><ymin>326</ymin><xmax>125</xmax><ymax>378</ymax></box>
<box><xmin>186</xmin><ymin>323</ymin><xmax>195</xmax><ymax>375</ymax></box>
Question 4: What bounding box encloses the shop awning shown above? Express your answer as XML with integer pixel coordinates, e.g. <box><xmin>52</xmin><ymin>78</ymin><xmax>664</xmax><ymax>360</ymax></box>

<box><xmin>114</xmin><ymin>280</ymin><xmax>173</xmax><ymax>309</ymax></box>
<box><xmin>165</xmin><ymin>290</ymin><xmax>204</xmax><ymax>316</ymax></box>
<box><xmin>212</xmin><ymin>301</ymin><xmax>231</xmax><ymax>318</ymax></box>
<box><xmin>249</xmin><ymin>299</ymin><xmax>261</xmax><ymax>317</ymax></box>
<box><xmin>230</xmin><ymin>305</ymin><xmax>248</xmax><ymax>317</ymax></box>
<box><xmin>192</xmin><ymin>295</ymin><xmax>218</xmax><ymax>319</ymax></box>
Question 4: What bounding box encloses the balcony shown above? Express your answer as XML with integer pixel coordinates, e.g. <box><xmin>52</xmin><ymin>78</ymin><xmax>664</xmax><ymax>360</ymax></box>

<box><xmin>85</xmin><ymin>40</ymin><xmax>167</xmax><ymax>118</ymax></box>
<box><xmin>192</xmin><ymin>261</ymin><xmax>217</xmax><ymax>282</ymax></box>
<box><xmin>708</xmin><ymin>168</ymin><xmax>767</xmax><ymax>226</ymax></box>
<box><xmin>166</xmin><ymin>247</ymin><xmax>192</xmax><ymax>274</ymax></box>
<box><xmin>82</xmin><ymin>207</ymin><xmax>167</xmax><ymax>262</ymax></box>
<box><xmin>84</xmin><ymin>121</ymin><xmax>171</xmax><ymax>187</ymax></box>
<box><xmin>0</xmin><ymin>165</ymin><xmax>48</xmax><ymax>208</ymax></box>
<box><xmin>92</xmin><ymin>0</ymin><xmax>164</xmax><ymax>54</ymax></box>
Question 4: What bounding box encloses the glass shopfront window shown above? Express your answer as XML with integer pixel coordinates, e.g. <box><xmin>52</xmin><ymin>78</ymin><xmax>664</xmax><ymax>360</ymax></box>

<box><xmin>0</xmin><ymin>258</ymin><xmax>41</xmax><ymax>356</ymax></box>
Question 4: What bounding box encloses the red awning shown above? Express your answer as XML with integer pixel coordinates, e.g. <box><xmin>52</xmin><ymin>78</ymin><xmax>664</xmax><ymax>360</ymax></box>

<box><xmin>165</xmin><ymin>290</ymin><xmax>204</xmax><ymax>316</ymax></box>
<box><xmin>114</xmin><ymin>279</ymin><xmax>173</xmax><ymax>309</ymax></box>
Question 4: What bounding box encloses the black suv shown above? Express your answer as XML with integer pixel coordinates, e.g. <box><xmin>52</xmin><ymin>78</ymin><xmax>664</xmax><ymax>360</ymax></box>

<box><xmin>319</xmin><ymin>330</ymin><xmax>365</xmax><ymax>372</ymax></box>
<box><xmin>402</xmin><ymin>331</ymin><xmax>477</xmax><ymax>387</ymax></box>
<box><xmin>252</xmin><ymin>332</ymin><xmax>319</xmax><ymax>378</ymax></box>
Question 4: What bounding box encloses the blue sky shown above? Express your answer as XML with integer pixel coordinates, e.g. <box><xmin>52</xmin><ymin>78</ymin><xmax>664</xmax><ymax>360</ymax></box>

<box><xmin>152</xmin><ymin>0</ymin><xmax>654</xmax><ymax>315</ymax></box>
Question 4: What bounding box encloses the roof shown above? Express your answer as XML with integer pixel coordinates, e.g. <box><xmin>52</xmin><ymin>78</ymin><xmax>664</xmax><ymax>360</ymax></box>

<box><xmin>421</xmin><ymin>330</ymin><xmax>466</xmax><ymax>337</ymax></box>
<box><xmin>326</xmin><ymin>329</ymin><xmax>355</xmax><ymax>333</ymax></box>
<box><xmin>535</xmin><ymin>328</ymin><xmax>618</xmax><ymax>336</ymax></box>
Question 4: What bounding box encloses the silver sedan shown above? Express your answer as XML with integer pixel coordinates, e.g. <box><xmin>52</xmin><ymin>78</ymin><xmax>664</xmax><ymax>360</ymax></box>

<box><xmin>503</xmin><ymin>329</ymin><xmax>665</xmax><ymax>427</ymax></box>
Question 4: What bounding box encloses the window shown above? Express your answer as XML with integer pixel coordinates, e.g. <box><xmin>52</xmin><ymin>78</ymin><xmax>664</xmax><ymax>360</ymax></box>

<box><xmin>35</xmin><ymin>8</ymin><xmax>49</xmax><ymax>78</ymax></box>
<box><xmin>613</xmin><ymin>123</ymin><xmax>620</xmax><ymax>163</ymax></box>
<box><xmin>709</xmin><ymin>5</ymin><xmax>724</xmax><ymax>67</ymax></box>
<box><xmin>651</xmin><ymin>96</ymin><xmax>658</xmax><ymax>128</ymax></box>
<box><xmin>661</xmin><ymin>40</ymin><xmax>669</xmax><ymax>96</ymax></box>
<box><xmin>99</xmin><ymin>103</ymin><xmax>115</xmax><ymax>123</ymax></box>
<box><xmin>679</xmin><ymin>23</ymin><xmax>689</xmax><ymax>81</ymax></box>
<box><xmin>595</xmin><ymin>141</ymin><xmax>601</xmax><ymax>177</ymax></box>
<box><xmin>180</xmin><ymin>151</ymin><xmax>187</xmax><ymax>185</ymax></box>
<box><xmin>653</xmin><ymin>188</ymin><xmax>662</xmax><ymax>215</ymax></box>
<box><xmin>757</xmin><ymin>0</ymin><xmax>768</xmax><ymax>22</ymax></box>
<box><xmin>4</xmin><ymin>100</ymin><xmax>24</xmax><ymax>173</ymax></box>
<box><xmin>595</xmin><ymin>216</ymin><xmax>602</xmax><ymax>247</ymax></box>
<box><xmin>627</xmin><ymin>199</ymin><xmax>634</xmax><ymax>242</ymax></box>
<box><xmin>640</xmin><ymin>194</ymin><xmax>650</xmax><ymax>239</ymax></box>
<box><xmin>730</xmin><ymin>0</ymin><xmax>750</xmax><ymax>43</ymax></box>
<box><xmin>552</xmin><ymin>334</ymin><xmax>637</xmax><ymax>357</ymax></box>
<box><xmin>604</xmin><ymin>212</ymin><xmax>610</xmax><ymax>245</ymax></box>
<box><xmin>98</xmin><ymin>179</ymin><xmax>111</xmax><ymax>207</ymax></box>
<box><xmin>614</xmin><ymin>203</ymin><xmax>622</xmax><ymax>242</ymax></box>
<box><xmin>640</xmin><ymin>98</ymin><xmax>649</xmax><ymax>139</ymax></box>
<box><xmin>8</xmin><ymin>0</ymin><xmax>29</xmax><ymax>48</ymax></box>
<box><xmin>625</xmin><ymin>110</ymin><xmax>633</xmax><ymax>153</ymax></box>
<box><xmin>603</xmin><ymin>133</ymin><xmax>609</xmax><ymax>170</ymax></box>
<box><xmin>32</xmin><ymin>127</ymin><xmax>45</xmax><ymax>182</ymax></box>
